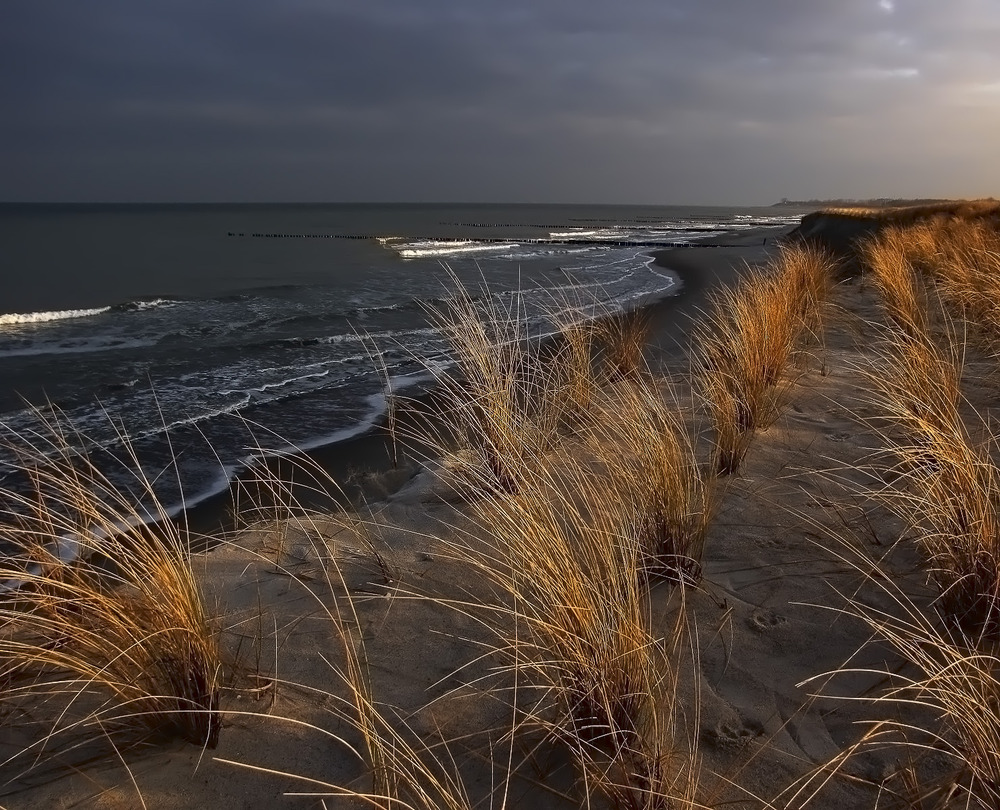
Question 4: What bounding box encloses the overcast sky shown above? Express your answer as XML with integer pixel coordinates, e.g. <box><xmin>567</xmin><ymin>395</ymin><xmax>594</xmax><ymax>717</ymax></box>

<box><xmin>2</xmin><ymin>0</ymin><xmax>998</xmax><ymax>204</ymax></box>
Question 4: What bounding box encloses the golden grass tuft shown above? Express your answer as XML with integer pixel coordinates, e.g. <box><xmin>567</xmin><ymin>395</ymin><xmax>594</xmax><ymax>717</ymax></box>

<box><xmin>405</xmin><ymin>277</ymin><xmax>709</xmax><ymax>805</ymax></box>
<box><xmin>865</xmin><ymin>326</ymin><xmax>1000</xmax><ymax>637</ymax></box>
<box><xmin>418</xmin><ymin>272</ymin><xmax>559</xmax><ymax>493</ymax></box>
<box><xmin>414</xmin><ymin>272</ymin><xmax>665</xmax><ymax>494</ymax></box>
<box><xmin>799</xmin><ymin>547</ymin><xmax>1000</xmax><ymax>809</ymax></box>
<box><xmin>0</xmin><ymin>410</ymin><xmax>221</xmax><ymax>758</ymax></box>
<box><xmin>546</xmin><ymin>316</ymin><xmax>602</xmax><ymax>435</ymax></box>
<box><xmin>860</xmin><ymin>225</ymin><xmax>932</xmax><ymax>338</ymax></box>
<box><xmin>220</xmin><ymin>427</ymin><xmax>706</xmax><ymax>809</ymax></box>
<box><xmin>584</xmin><ymin>377</ymin><xmax>711</xmax><ymax>584</ymax></box>
<box><xmin>801</xmin><ymin>214</ymin><xmax>1000</xmax><ymax>806</ymax></box>
<box><xmin>696</xmin><ymin>243</ymin><xmax>834</xmax><ymax>475</ymax></box>
<box><xmin>461</xmin><ymin>456</ymin><xmax>702</xmax><ymax>808</ymax></box>
<box><xmin>858</xmin><ymin>214</ymin><xmax>1000</xmax><ymax>636</ymax></box>
<box><xmin>911</xmin><ymin>217</ymin><xmax>1000</xmax><ymax>350</ymax></box>
<box><xmin>861</xmin><ymin>216</ymin><xmax>1000</xmax><ymax>350</ymax></box>
<box><xmin>597</xmin><ymin>308</ymin><xmax>654</xmax><ymax>381</ymax></box>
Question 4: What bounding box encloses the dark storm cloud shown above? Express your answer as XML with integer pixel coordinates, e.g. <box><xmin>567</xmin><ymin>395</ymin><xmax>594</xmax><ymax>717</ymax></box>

<box><xmin>2</xmin><ymin>0</ymin><xmax>998</xmax><ymax>202</ymax></box>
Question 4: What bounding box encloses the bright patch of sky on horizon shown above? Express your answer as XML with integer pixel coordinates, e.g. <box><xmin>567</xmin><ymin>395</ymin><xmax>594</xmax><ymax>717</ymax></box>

<box><xmin>1</xmin><ymin>0</ymin><xmax>997</xmax><ymax>204</ymax></box>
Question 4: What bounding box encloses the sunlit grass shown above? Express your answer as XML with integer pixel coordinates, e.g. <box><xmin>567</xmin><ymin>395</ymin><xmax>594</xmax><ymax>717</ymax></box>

<box><xmin>0</xmin><ymin>408</ymin><xmax>221</xmax><ymax>770</ymax></box>
<box><xmin>696</xmin><ymin>243</ymin><xmax>834</xmax><ymax>475</ymax></box>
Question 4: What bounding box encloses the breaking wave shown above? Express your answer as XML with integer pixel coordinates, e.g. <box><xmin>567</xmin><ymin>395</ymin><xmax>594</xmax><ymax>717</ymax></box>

<box><xmin>0</xmin><ymin>306</ymin><xmax>111</xmax><ymax>326</ymax></box>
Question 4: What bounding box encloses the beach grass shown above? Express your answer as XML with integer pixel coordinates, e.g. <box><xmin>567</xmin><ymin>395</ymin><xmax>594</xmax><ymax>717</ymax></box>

<box><xmin>799</xmin><ymin>542</ymin><xmax>1000</xmax><ymax>810</ymax></box>
<box><xmin>866</xmin><ymin>327</ymin><xmax>1000</xmax><ymax>636</ymax></box>
<box><xmin>857</xmin><ymin>212</ymin><xmax>1000</xmax><ymax>637</ymax></box>
<box><xmin>458</xmin><ymin>452</ymin><xmax>702</xmax><ymax>809</ymax></box>
<box><xmin>596</xmin><ymin>307</ymin><xmax>654</xmax><ymax>382</ymax></box>
<box><xmin>355</xmin><ymin>277</ymin><xmax>712</xmax><ymax>805</ymax></box>
<box><xmin>416</xmin><ymin>271</ymin><xmax>561</xmax><ymax>494</ymax></box>
<box><xmin>216</xmin><ymin>419</ymin><xmax>703</xmax><ymax>809</ymax></box>
<box><xmin>908</xmin><ymin>217</ymin><xmax>1000</xmax><ymax>351</ymax></box>
<box><xmin>411</xmin><ymin>271</ymin><xmax>670</xmax><ymax>495</ymax></box>
<box><xmin>696</xmin><ymin>243</ymin><xmax>833</xmax><ymax>475</ymax></box>
<box><xmin>584</xmin><ymin>376</ymin><xmax>711</xmax><ymax>584</ymax></box>
<box><xmin>0</xmin><ymin>409</ymin><xmax>221</xmax><ymax>767</ymax></box>
<box><xmin>790</xmin><ymin>210</ymin><xmax>1000</xmax><ymax>806</ymax></box>
<box><xmin>860</xmin><ymin>225</ymin><xmax>932</xmax><ymax>338</ymax></box>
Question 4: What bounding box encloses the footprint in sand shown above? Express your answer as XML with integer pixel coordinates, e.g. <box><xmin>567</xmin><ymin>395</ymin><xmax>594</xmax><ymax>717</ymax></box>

<box><xmin>704</xmin><ymin>718</ymin><xmax>764</xmax><ymax>749</ymax></box>
<box><xmin>748</xmin><ymin>608</ymin><xmax>787</xmax><ymax>632</ymax></box>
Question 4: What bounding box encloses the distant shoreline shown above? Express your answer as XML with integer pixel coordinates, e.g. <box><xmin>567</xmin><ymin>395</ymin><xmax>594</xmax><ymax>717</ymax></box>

<box><xmin>771</xmin><ymin>197</ymin><xmax>954</xmax><ymax>208</ymax></box>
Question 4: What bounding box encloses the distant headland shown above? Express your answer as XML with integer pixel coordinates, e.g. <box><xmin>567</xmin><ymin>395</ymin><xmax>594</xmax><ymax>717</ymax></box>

<box><xmin>771</xmin><ymin>197</ymin><xmax>953</xmax><ymax>208</ymax></box>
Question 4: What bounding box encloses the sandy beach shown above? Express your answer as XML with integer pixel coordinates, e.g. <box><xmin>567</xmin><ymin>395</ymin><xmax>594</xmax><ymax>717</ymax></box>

<box><xmin>4</xmin><ymin>214</ymin><xmax>991</xmax><ymax>809</ymax></box>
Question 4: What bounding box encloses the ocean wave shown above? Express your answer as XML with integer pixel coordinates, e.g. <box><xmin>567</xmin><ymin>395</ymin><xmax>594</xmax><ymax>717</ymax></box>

<box><xmin>352</xmin><ymin>300</ymin><xmax>407</xmax><ymax>315</ymax></box>
<box><xmin>395</xmin><ymin>241</ymin><xmax>521</xmax><ymax>258</ymax></box>
<box><xmin>548</xmin><ymin>230</ymin><xmax>603</xmax><ymax>238</ymax></box>
<box><xmin>0</xmin><ymin>297</ymin><xmax>189</xmax><ymax>328</ymax></box>
<box><xmin>0</xmin><ymin>306</ymin><xmax>111</xmax><ymax>326</ymax></box>
<box><xmin>351</xmin><ymin>289</ymin><xmax>494</xmax><ymax>319</ymax></box>
<box><xmin>727</xmin><ymin>214</ymin><xmax>803</xmax><ymax>227</ymax></box>
<box><xmin>314</xmin><ymin>326</ymin><xmax>439</xmax><ymax>346</ymax></box>
<box><xmin>0</xmin><ymin>336</ymin><xmax>158</xmax><ymax>358</ymax></box>
<box><xmin>219</xmin><ymin>368</ymin><xmax>333</xmax><ymax>399</ymax></box>
<box><xmin>112</xmin><ymin>297</ymin><xmax>184</xmax><ymax>312</ymax></box>
<box><xmin>235</xmin><ymin>326</ymin><xmax>439</xmax><ymax>354</ymax></box>
<box><xmin>494</xmin><ymin>247</ymin><xmax>597</xmax><ymax>261</ymax></box>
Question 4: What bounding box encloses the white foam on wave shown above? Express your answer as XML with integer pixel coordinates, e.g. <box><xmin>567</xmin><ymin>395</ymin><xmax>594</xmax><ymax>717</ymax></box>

<box><xmin>112</xmin><ymin>395</ymin><xmax>252</xmax><ymax>447</ymax></box>
<box><xmin>725</xmin><ymin>214</ymin><xmax>803</xmax><ymax>228</ymax></box>
<box><xmin>233</xmin><ymin>371</ymin><xmax>438</xmax><ymax>476</ymax></box>
<box><xmin>396</xmin><ymin>241</ymin><xmax>520</xmax><ymax>258</ymax></box>
<box><xmin>316</xmin><ymin>326</ymin><xmax>439</xmax><ymax>346</ymax></box>
<box><xmin>583</xmin><ymin>229</ymin><xmax>634</xmax><ymax>241</ymax></box>
<box><xmin>126</xmin><ymin>298</ymin><xmax>183</xmax><ymax>311</ymax></box>
<box><xmin>175</xmin><ymin>371</ymin><xmax>447</xmax><ymax>532</ymax></box>
<box><xmin>0</xmin><ymin>297</ymin><xmax>186</xmax><ymax>330</ymax></box>
<box><xmin>644</xmin><ymin>262</ymin><xmax>681</xmax><ymax>286</ymax></box>
<box><xmin>0</xmin><ymin>306</ymin><xmax>111</xmax><ymax>327</ymax></box>
<box><xmin>219</xmin><ymin>368</ymin><xmax>332</xmax><ymax>399</ymax></box>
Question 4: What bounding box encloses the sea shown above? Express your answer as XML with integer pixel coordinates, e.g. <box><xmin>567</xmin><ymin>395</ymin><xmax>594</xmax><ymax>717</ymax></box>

<box><xmin>0</xmin><ymin>203</ymin><xmax>804</xmax><ymax>536</ymax></box>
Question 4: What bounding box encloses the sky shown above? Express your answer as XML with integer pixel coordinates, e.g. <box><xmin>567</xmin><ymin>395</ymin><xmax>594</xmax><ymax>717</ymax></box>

<box><xmin>2</xmin><ymin>0</ymin><xmax>999</xmax><ymax>205</ymax></box>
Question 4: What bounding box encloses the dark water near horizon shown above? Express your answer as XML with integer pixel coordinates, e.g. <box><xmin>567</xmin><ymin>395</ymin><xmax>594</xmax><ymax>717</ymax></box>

<box><xmin>0</xmin><ymin>202</ymin><xmax>805</xmax><ymax>538</ymax></box>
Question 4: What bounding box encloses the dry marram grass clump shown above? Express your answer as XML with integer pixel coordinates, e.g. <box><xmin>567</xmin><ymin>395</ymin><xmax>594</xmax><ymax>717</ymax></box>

<box><xmin>0</xmin><ymin>411</ymin><xmax>221</xmax><ymax>769</ymax></box>
<box><xmin>697</xmin><ymin>243</ymin><xmax>834</xmax><ymax>474</ymax></box>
